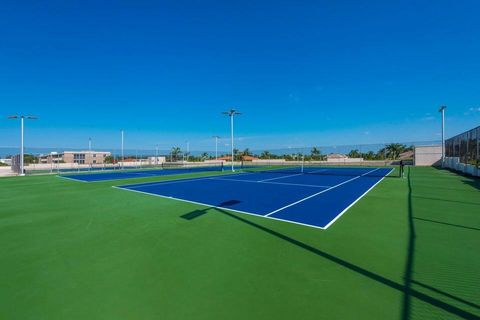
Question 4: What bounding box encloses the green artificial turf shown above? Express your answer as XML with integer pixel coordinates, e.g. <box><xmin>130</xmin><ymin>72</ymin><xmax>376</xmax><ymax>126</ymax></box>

<box><xmin>0</xmin><ymin>167</ymin><xmax>478</xmax><ymax>319</ymax></box>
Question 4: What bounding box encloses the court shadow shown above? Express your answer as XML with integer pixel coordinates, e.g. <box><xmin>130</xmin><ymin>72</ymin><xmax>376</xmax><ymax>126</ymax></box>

<box><xmin>181</xmin><ymin>200</ymin><xmax>242</xmax><ymax>220</ymax></box>
<box><xmin>411</xmin><ymin>280</ymin><xmax>480</xmax><ymax>310</ymax></box>
<box><xmin>412</xmin><ymin>195</ymin><xmax>480</xmax><ymax>206</ymax></box>
<box><xmin>401</xmin><ymin>167</ymin><xmax>416</xmax><ymax>319</ymax></box>
<box><xmin>181</xmin><ymin>210</ymin><xmax>208</xmax><ymax>220</ymax></box>
<box><xmin>432</xmin><ymin>166</ymin><xmax>480</xmax><ymax>191</ymax></box>
<box><xmin>218</xmin><ymin>200</ymin><xmax>241</xmax><ymax>207</ymax></box>
<box><xmin>179</xmin><ymin>186</ymin><xmax>477</xmax><ymax>319</ymax></box>
<box><xmin>413</xmin><ymin>217</ymin><xmax>480</xmax><ymax>232</ymax></box>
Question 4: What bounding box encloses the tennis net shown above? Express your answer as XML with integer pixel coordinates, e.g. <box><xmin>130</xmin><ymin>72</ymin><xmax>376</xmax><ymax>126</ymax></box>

<box><xmin>161</xmin><ymin>161</ymin><xmax>224</xmax><ymax>172</ymax></box>
<box><xmin>240</xmin><ymin>161</ymin><xmax>399</xmax><ymax>178</ymax></box>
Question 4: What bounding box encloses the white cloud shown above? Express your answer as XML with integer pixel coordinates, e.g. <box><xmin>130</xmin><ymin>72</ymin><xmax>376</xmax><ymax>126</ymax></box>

<box><xmin>468</xmin><ymin>106</ymin><xmax>480</xmax><ymax>112</ymax></box>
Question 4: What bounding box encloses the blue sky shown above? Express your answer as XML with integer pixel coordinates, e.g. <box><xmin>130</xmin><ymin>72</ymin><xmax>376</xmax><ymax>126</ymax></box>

<box><xmin>1</xmin><ymin>0</ymin><xmax>479</xmax><ymax>152</ymax></box>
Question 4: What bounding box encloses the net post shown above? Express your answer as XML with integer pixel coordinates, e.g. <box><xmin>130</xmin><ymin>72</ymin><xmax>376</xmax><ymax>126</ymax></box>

<box><xmin>301</xmin><ymin>154</ymin><xmax>305</xmax><ymax>173</ymax></box>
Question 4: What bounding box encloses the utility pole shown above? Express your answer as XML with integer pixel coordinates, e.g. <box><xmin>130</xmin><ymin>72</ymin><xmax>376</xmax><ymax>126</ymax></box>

<box><xmin>8</xmin><ymin>115</ymin><xmax>37</xmax><ymax>176</ymax></box>
<box><xmin>222</xmin><ymin>109</ymin><xmax>241</xmax><ymax>172</ymax></box>
<box><xmin>439</xmin><ymin>105</ymin><xmax>447</xmax><ymax>168</ymax></box>
<box><xmin>212</xmin><ymin>136</ymin><xmax>220</xmax><ymax>160</ymax></box>
<box><xmin>121</xmin><ymin>130</ymin><xmax>124</xmax><ymax>169</ymax></box>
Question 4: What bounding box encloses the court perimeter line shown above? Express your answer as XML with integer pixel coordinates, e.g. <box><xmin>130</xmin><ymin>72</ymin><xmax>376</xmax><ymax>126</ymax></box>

<box><xmin>210</xmin><ymin>177</ymin><xmax>331</xmax><ymax>188</ymax></box>
<box><xmin>322</xmin><ymin>168</ymin><xmax>394</xmax><ymax>229</ymax></box>
<box><xmin>259</xmin><ymin>173</ymin><xmax>305</xmax><ymax>182</ymax></box>
<box><xmin>118</xmin><ymin>171</ymin><xmax>259</xmax><ymax>188</ymax></box>
<box><xmin>56</xmin><ymin>175</ymin><xmax>89</xmax><ymax>183</ymax></box>
<box><xmin>265</xmin><ymin>168</ymin><xmax>382</xmax><ymax>217</ymax></box>
<box><xmin>112</xmin><ymin>186</ymin><xmax>327</xmax><ymax>230</ymax></box>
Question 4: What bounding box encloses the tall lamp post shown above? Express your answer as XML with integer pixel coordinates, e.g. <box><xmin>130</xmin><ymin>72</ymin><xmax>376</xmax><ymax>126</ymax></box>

<box><xmin>185</xmin><ymin>141</ymin><xmax>190</xmax><ymax>162</ymax></box>
<box><xmin>212</xmin><ymin>135</ymin><xmax>220</xmax><ymax>160</ymax></box>
<box><xmin>8</xmin><ymin>115</ymin><xmax>38</xmax><ymax>176</ymax></box>
<box><xmin>121</xmin><ymin>130</ymin><xmax>124</xmax><ymax>169</ymax></box>
<box><xmin>439</xmin><ymin>105</ymin><xmax>447</xmax><ymax>168</ymax></box>
<box><xmin>222</xmin><ymin>109</ymin><xmax>241</xmax><ymax>172</ymax></box>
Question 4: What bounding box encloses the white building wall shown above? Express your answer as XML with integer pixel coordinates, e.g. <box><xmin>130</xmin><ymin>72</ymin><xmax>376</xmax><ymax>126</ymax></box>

<box><xmin>414</xmin><ymin>146</ymin><xmax>442</xmax><ymax>166</ymax></box>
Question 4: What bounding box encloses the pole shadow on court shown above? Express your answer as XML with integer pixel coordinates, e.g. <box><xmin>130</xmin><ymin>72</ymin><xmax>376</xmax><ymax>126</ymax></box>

<box><xmin>179</xmin><ymin>177</ymin><xmax>479</xmax><ymax>319</ymax></box>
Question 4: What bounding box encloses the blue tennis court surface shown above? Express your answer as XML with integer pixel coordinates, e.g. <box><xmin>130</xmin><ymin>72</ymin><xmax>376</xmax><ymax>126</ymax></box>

<box><xmin>61</xmin><ymin>166</ymin><xmax>222</xmax><ymax>182</ymax></box>
<box><xmin>116</xmin><ymin>167</ymin><xmax>394</xmax><ymax>229</ymax></box>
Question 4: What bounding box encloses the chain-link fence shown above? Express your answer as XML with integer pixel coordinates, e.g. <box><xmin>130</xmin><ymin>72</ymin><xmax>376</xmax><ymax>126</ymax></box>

<box><xmin>0</xmin><ymin>140</ymin><xmax>440</xmax><ymax>176</ymax></box>
<box><xmin>445</xmin><ymin>125</ymin><xmax>480</xmax><ymax>176</ymax></box>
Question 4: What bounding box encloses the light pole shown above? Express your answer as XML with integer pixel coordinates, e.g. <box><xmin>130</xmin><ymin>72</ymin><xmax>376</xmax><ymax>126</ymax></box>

<box><xmin>185</xmin><ymin>141</ymin><xmax>190</xmax><ymax>162</ymax></box>
<box><xmin>121</xmin><ymin>130</ymin><xmax>124</xmax><ymax>169</ymax></box>
<box><xmin>212</xmin><ymin>135</ymin><xmax>220</xmax><ymax>160</ymax></box>
<box><xmin>88</xmin><ymin>137</ymin><xmax>92</xmax><ymax>151</ymax></box>
<box><xmin>439</xmin><ymin>105</ymin><xmax>447</xmax><ymax>168</ymax></box>
<box><xmin>8</xmin><ymin>115</ymin><xmax>37</xmax><ymax>176</ymax></box>
<box><xmin>155</xmin><ymin>145</ymin><xmax>159</xmax><ymax>166</ymax></box>
<box><xmin>222</xmin><ymin>109</ymin><xmax>241</xmax><ymax>172</ymax></box>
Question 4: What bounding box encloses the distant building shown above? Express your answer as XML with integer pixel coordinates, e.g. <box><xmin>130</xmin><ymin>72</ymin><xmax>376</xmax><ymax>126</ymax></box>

<box><xmin>241</xmin><ymin>155</ymin><xmax>259</xmax><ymax>161</ymax></box>
<box><xmin>39</xmin><ymin>152</ymin><xmax>64</xmax><ymax>164</ymax></box>
<box><xmin>398</xmin><ymin>150</ymin><xmax>414</xmax><ymax>160</ymax></box>
<box><xmin>40</xmin><ymin>151</ymin><xmax>111</xmax><ymax>165</ymax></box>
<box><xmin>148</xmin><ymin>156</ymin><xmax>166</xmax><ymax>164</ymax></box>
<box><xmin>414</xmin><ymin>146</ymin><xmax>441</xmax><ymax>166</ymax></box>
<box><xmin>326</xmin><ymin>153</ymin><xmax>348</xmax><ymax>161</ymax></box>
<box><xmin>0</xmin><ymin>158</ymin><xmax>12</xmax><ymax>165</ymax></box>
<box><xmin>216</xmin><ymin>155</ymin><xmax>259</xmax><ymax>161</ymax></box>
<box><xmin>326</xmin><ymin>153</ymin><xmax>364</xmax><ymax>163</ymax></box>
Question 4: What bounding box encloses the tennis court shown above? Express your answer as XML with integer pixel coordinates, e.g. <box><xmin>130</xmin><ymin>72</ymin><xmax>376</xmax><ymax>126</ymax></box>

<box><xmin>117</xmin><ymin>166</ymin><xmax>394</xmax><ymax>229</ymax></box>
<box><xmin>61</xmin><ymin>163</ymin><xmax>224</xmax><ymax>182</ymax></box>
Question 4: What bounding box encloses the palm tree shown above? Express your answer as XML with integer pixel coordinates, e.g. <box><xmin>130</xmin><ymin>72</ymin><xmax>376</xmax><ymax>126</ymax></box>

<box><xmin>310</xmin><ymin>147</ymin><xmax>321</xmax><ymax>160</ymax></box>
<box><xmin>385</xmin><ymin>143</ymin><xmax>406</xmax><ymax>160</ymax></box>
<box><xmin>233</xmin><ymin>148</ymin><xmax>239</xmax><ymax>161</ymax></box>
<box><xmin>242</xmin><ymin>148</ymin><xmax>252</xmax><ymax>157</ymax></box>
<box><xmin>364</xmin><ymin>151</ymin><xmax>376</xmax><ymax>160</ymax></box>
<box><xmin>260</xmin><ymin>150</ymin><xmax>271</xmax><ymax>159</ymax></box>
<box><xmin>348</xmin><ymin>149</ymin><xmax>361</xmax><ymax>158</ymax></box>
<box><xmin>376</xmin><ymin>147</ymin><xmax>386</xmax><ymax>160</ymax></box>
<box><xmin>201</xmin><ymin>152</ymin><xmax>209</xmax><ymax>160</ymax></box>
<box><xmin>170</xmin><ymin>147</ymin><xmax>182</xmax><ymax>161</ymax></box>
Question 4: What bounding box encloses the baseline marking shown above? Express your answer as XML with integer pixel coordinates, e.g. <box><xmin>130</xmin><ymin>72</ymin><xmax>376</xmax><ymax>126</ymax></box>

<box><xmin>121</xmin><ymin>172</ymin><xmax>259</xmax><ymax>189</ymax></box>
<box><xmin>265</xmin><ymin>168</ymin><xmax>382</xmax><ymax>217</ymax></box>
<box><xmin>322</xmin><ymin>168</ymin><xmax>394</xmax><ymax>229</ymax></box>
<box><xmin>112</xmin><ymin>186</ymin><xmax>328</xmax><ymax>230</ymax></box>
<box><xmin>210</xmin><ymin>177</ymin><xmax>331</xmax><ymax>188</ymax></box>
<box><xmin>259</xmin><ymin>173</ymin><xmax>305</xmax><ymax>182</ymax></box>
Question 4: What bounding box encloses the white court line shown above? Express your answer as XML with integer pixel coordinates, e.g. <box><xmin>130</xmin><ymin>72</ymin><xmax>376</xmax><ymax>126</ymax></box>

<box><xmin>305</xmin><ymin>168</ymin><xmax>329</xmax><ymax>174</ymax></box>
<box><xmin>114</xmin><ymin>167</ymin><xmax>393</xmax><ymax>230</ymax></box>
<box><xmin>322</xmin><ymin>168</ymin><xmax>394</xmax><ymax>229</ymax></box>
<box><xmin>264</xmin><ymin>168</ymin><xmax>382</xmax><ymax>217</ymax></box>
<box><xmin>56</xmin><ymin>175</ymin><xmax>89</xmax><ymax>183</ymax></box>
<box><xmin>259</xmin><ymin>172</ymin><xmax>305</xmax><ymax>182</ymax></box>
<box><xmin>112</xmin><ymin>186</ymin><xmax>328</xmax><ymax>230</ymax></box>
<box><xmin>210</xmin><ymin>177</ymin><xmax>331</xmax><ymax>188</ymax></box>
<box><xmin>120</xmin><ymin>171</ymin><xmax>259</xmax><ymax>188</ymax></box>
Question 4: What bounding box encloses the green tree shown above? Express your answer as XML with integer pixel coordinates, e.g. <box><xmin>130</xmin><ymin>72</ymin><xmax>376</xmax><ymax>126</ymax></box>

<box><xmin>23</xmin><ymin>154</ymin><xmax>38</xmax><ymax>164</ymax></box>
<box><xmin>241</xmin><ymin>148</ymin><xmax>252</xmax><ymax>157</ymax></box>
<box><xmin>363</xmin><ymin>151</ymin><xmax>376</xmax><ymax>160</ymax></box>
<box><xmin>104</xmin><ymin>155</ymin><xmax>114</xmax><ymax>164</ymax></box>
<box><xmin>385</xmin><ymin>143</ymin><xmax>406</xmax><ymax>160</ymax></box>
<box><xmin>260</xmin><ymin>151</ymin><xmax>271</xmax><ymax>159</ymax></box>
<box><xmin>310</xmin><ymin>147</ymin><xmax>321</xmax><ymax>160</ymax></box>
<box><xmin>233</xmin><ymin>148</ymin><xmax>239</xmax><ymax>161</ymax></box>
<box><xmin>170</xmin><ymin>147</ymin><xmax>182</xmax><ymax>161</ymax></box>
<box><xmin>376</xmin><ymin>148</ymin><xmax>386</xmax><ymax>160</ymax></box>
<box><xmin>347</xmin><ymin>149</ymin><xmax>361</xmax><ymax>158</ymax></box>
